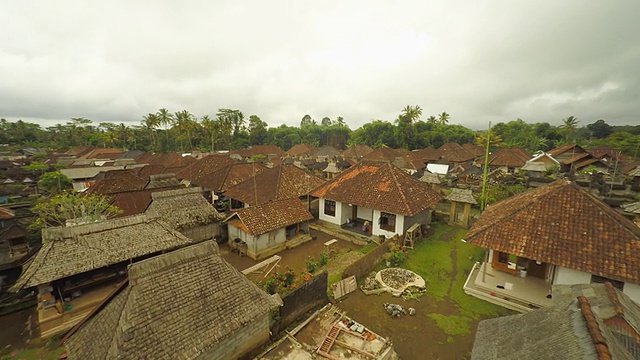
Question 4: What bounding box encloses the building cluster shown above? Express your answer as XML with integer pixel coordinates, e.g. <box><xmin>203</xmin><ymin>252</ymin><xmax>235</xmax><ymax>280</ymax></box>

<box><xmin>0</xmin><ymin>141</ymin><xmax>638</xmax><ymax>359</ymax></box>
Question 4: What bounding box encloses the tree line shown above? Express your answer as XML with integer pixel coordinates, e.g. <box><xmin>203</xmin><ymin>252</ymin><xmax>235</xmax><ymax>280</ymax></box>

<box><xmin>1</xmin><ymin>107</ymin><xmax>639</xmax><ymax>157</ymax></box>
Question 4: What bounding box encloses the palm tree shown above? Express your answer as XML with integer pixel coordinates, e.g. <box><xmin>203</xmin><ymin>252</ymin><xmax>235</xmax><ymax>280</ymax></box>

<box><xmin>475</xmin><ymin>131</ymin><xmax>502</xmax><ymax>147</ymax></box>
<box><xmin>175</xmin><ymin>110</ymin><xmax>196</xmax><ymax>152</ymax></box>
<box><xmin>426</xmin><ymin>116</ymin><xmax>437</xmax><ymax>123</ymax></box>
<box><xmin>562</xmin><ymin>116</ymin><xmax>579</xmax><ymax>139</ymax></box>
<box><xmin>142</xmin><ymin>113</ymin><xmax>160</xmax><ymax>152</ymax></box>
<box><xmin>400</xmin><ymin>105</ymin><xmax>423</xmax><ymax>124</ymax></box>
<box><xmin>438</xmin><ymin>112</ymin><xmax>450</xmax><ymax>125</ymax></box>
<box><xmin>156</xmin><ymin>108</ymin><xmax>174</xmax><ymax>150</ymax></box>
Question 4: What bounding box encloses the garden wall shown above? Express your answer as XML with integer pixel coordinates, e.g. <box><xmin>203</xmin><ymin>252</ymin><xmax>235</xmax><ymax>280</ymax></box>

<box><xmin>275</xmin><ymin>271</ymin><xmax>328</xmax><ymax>333</ymax></box>
<box><xmin>342</xmin><ymin>240</ymin><xmax>391</xmax><ymax>280</ymax></box>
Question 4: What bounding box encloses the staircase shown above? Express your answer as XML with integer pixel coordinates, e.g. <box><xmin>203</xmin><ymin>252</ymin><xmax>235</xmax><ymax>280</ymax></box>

<box><xmin>318</xmin><ymin>324</ymin><xmax>341</xmax><ymax>359</ymax></box>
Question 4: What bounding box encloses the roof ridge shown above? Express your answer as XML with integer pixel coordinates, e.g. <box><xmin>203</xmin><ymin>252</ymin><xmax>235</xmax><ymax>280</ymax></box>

<box><xmin>577</xmin><ymin>296</ymin><xmax>612</xmax><ymax>360</ymax></box>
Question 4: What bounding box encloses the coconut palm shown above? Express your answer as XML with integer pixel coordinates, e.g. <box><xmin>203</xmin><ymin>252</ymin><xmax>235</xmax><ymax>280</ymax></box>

<box><xmin>400</xmin><ymin>105</ymin><xmax>423</xmax><ymax>124</ymax></box>
<box><xmin>141</xmin><ymin>113</ymin><xmax>160</xmax><ymax>152</ymax></box>
<box><xmin>438</xmin><ymin>112</ymin><xmax>450</xmax><ymax>125</ymax></box>
<box><xmin>561</xmin><ymin>116</ymin><xmax>579</xmax><ymax>139</ymax></box>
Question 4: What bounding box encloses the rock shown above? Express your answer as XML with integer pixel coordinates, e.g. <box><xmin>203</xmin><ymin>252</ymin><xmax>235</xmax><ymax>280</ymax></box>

<box><xmin>408</xmin><ymin>308</ymin><xmax>416</xmax><ymax>316</ymax></box>
<box><xmin>383</xmin><ymin>303</ymin><xmax>407</xmax><ymax>317</ymax></box>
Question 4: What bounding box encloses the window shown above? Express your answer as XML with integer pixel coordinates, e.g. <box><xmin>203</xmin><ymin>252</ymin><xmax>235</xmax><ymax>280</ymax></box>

<box><xmin>324</xmin><ymin>200</ymin><xmax>336</xmax><ymax>216</ymax></box>
<box><xmin>379</xmin><ymin>212</ymin><xmax>396</xmax><ymax>231</ymax></box>
<box><xmin>591</xmin><ymin>275</ymin><xmax>624</xmax><ymax>291</ymax></box>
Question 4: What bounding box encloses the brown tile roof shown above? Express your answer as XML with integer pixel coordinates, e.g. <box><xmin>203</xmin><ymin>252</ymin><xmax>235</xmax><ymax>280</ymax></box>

<box><xmin>362</xmin><ymin>147</ymin><xmax>404</xmax><ymax>162</ymax></box>
<box><xmin>145</xmin><ymin>173</ymin><xmax>182</xmax><ymax>189</ymax></box>
<box><xmin>228</xmin><ymin>199</ymin><xmax>313</xmax><ymax>236</ymax></box>
<box><xmin>132</xmin><ymin>164</ymin><xmax>168</xmax><ymax>180</ymax></box>
<box><xmin>190</xmin><ymin>162</ymin><xmax>265</xmax><ymax>192</ymax></box>
<box><xmin>175</xmin><ymin>154</ymin><xmax>236</xmax><ymax>185</ymax></box>
<box><xmin>79</xmin><ymin>148</ymin><xmax>123</xmax><ymax>160</ymax></box>
<box><xmin>311</xmin><ymin>161</ymin><xmax>443</xmax><ymax>216</ymax></box>
<box><xmin>342</xmin><ymin>145</ymin><xmax>374</xmax><ymax>159</ymax></box>
<box><xmin>65</xmin><ymin>241</ymin><xmax>278</xmax><ymax>360</ymax></box>
<box><xmin>65</xmin><ymin>146</ymin><xmax>94</xmax><ymax>157</ymax></box>
<box><xmin>437</xmin><ymin>143</ymin><xmax>476</xmax><ymax>163</ymax></box>
<box><xmin>109</xmin><ymin>190</ymin><xmax>155</xmax><ymax>217</ymax></box>
<box><xmin>11</xmin><ymin>215</ymin><xmax>193</xmax><ymax>290</ymax></box>
<box><xmin>548</xmin><ymin>143</ymin><xmax>587</xmax><ymax>157</ymax></box>
<box><xmin>413</xmin><ymin>147</ymin><xmax>440</xmax><ymax>162</ymax></box>
<box><xmin>285</xmin><ymin>144</ymin><xmax>316</xmax><ymax>157</ymax></box>
<box><xmin>85</xmin><ymin>170</ymin><xmax>148</xmax><ymax>195</ymax></box>
<box><xmin>224</xmin><ymin>164</ymin><xmax>326</xmax><ymax>206</ymax></box>
<box><xmin>487</xmin><ymin>147</ymin><xmax>532</xmax><ymax>167</ymax></box>
<box><xmin>462</xmin><ymin>143</ymin><xmax>485</xmax><ymax>157</ymax></box>
<box><xmin>465</xmin><ymin>180</ymin><xmax>640</xmax><ymax>283</ymax></box>
<box><xmin>146</xmin><ymin>187</ymin><xmax>223</xmax><ymax>230</ymax></box>
<box><xmin>312</xmin><ymin>145</ymin><xmax>342</xmax><ymax>159</ymax></box>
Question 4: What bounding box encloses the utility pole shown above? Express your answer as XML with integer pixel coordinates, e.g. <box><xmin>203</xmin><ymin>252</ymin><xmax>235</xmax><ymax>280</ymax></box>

<box><xmin>480</xmin><ymin>122</ymin><xmax>492</xmax><ymax>211</ymax></box>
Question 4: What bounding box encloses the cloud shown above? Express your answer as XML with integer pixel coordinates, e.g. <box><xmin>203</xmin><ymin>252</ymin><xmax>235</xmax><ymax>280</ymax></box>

<box><xmin>1</xmin><ymin>0</ymin><xmax>639</xmax><ymax>132</ymax></box>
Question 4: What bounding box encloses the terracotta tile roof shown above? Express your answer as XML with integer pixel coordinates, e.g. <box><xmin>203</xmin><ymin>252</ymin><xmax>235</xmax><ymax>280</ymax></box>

<box><xmin>224</xmin><ymin>164</ymin><xmax>326</xmax><ymax>206</ymax></box>
<box><xmin>487</xmin><ymin>147</ymin><xmax>532</xmax><ymax>167</ymax></box>
<box><xmin>85</xmin><ymin>170</ymin><xmax>148</xmax><ymax>195</ymax></box>
<box><xmin>232</xmin><ymin>144</ymin><xmax>285</xmax><ymax>158</ymax></box>
<box><xmin>175</xmin><ymin>154</ymin><xmax>236</xmax><ymax>185</ymax></box>
<box><xmin>65</xmin><ymin>241</ymin><xmax>278</xmax><ymax>359</ymax></box>
<box><xmin>414</xmin><ymin>147</ymin><xmax>440</xmax><ymax>162</ymax></box>
<box><xmin>228</xmin><ymin>199</ymin><xmax>313</xmax><ymax>236</ymax></box>
<box><xmin>362</xmin><ymin>147</ymin><xmax>404</xmax><ymax>162</ymax></box>
<box><xmin>465</xmin><ymin>180</ymin><xmax>640</xmax><ymax>283</ymax></box>
<box><xmin>311</xmin><ymin>161</ymin><xmax>443</xmax><ymax>216</ymax></box>
<box><xmin>132</xmin><ymin>164</ymin><xmax>167</xmax><ymax>180</ymax></box>
<box><xmin>312</xmin><ymin>145</ymin><xmax>342</xmax><ymax>159</ymax></box>
<box><xmin>11</xmin><ymin>215</ymin><xmax>193</xmax><ymax>290</ymax></box>
<box><xmin>285</xmin><ymin>144</ymin><xmax>316</xmax><ymax>157</ymax></box>
<box><xmin>79</xmin><ymin>148</ymin><xmax>123</xmax><ymax>160</ymax></box>
<box><xmin>342</xmin><ymin>145</ymin><xmax>374</xmax><ymax>159</ymax></box>
<box><xmin>65</xmin><ymin>146</ymin><xmax>94</xmax><ymax>157</ymax></box>
<box><xmin>548</xmin><ymin>144</ymin><xmax>588</xmax><ymax>159</ymax></box>
<box><xmin>437</xmin><ymin>143</ymin><xmax>476</xmax><ymax>163</ymax></box>
<box><xmin>462</xmin><ymin>143</ymin><xmax>485</xmax><ymax>157</ymax></box>
<box><xmin>190</xmin><ymin>162</ymin><xmax>265</xmax><ymax>192</ymax></box>
<box><xmin>109</xmin><ymin>190</ymin><xmax>155</xmax><ymax>217</ymax></box>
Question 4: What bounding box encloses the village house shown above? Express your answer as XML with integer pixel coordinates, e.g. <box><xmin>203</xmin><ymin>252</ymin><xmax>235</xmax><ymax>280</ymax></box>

<box><xmin>341</xmin><ymin>144</ymin><xmax>374</xmax><ymax>161</ymax></box>
<box><xmin>482</xmin><ymin>146</ymin><xmax>531</xmax><ymax>174</ymax></box>
<box><xmin>284</xmin><ymin>143</ymin><xmax>316</xmax><ymax>159</ymax></box>
<box><xmin>312</xmin><ymin>161</ymin><xmax>443</xmax><ymax>239</ymax></box>
<box><xmin>311</xmin><ymin>145</ymin><xmax>342</xmax><ymax>162</ymax></box>
<box><xmin>521</xmin><ymin>151</ymin><xmax>560</xmax><ymax>179</ymax></box>
<box><xmin>225</xmin><ymin>199</ymin><xmax>313</xmax><ymax>260</ymax></box>
<box><xmin>471</xmin><ymin>283</ymin><xmax>640</xmax><ymax>359</ymax></box>
<box><xmin>548</xmin><ymin>144</ymin><xmax>608</xmax><ymax>173</ymax></box>
<box><xmin>223</xmin><ymin>164</ymin><xmax>326</xmax><ymax>210</ymax></box>
<box><xmin>435</xmin><ymin>142</ymin><xmax>477</xmax><ymax>167</ymax></box>
<box><xmin>63</xmin><ymin>241</ymin><xmax>279</xmax><ymax>359</ymax></box>
<box><xmin>145</xmin><ymin>187</ymin><xmax>224</xmax><ymax>242</ymax></box>
<box><xmin>463</xmin><ymin>180</ymin><xmax>640</xmax><ymax>312</ymax></box>
<box><xmin>10</xmin><ymin>214</ymin><xmax>193</xmax><ymax>338</ymax></box>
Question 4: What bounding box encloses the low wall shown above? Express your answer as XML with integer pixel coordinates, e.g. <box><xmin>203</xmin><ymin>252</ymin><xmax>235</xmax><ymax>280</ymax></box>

<box><xmin>274</xmin><ymin>271</ymin><xmax>328</xmax><ymax>334</ymax></box>
<box><xmin>342</xmin><ymin>240</ymin><xmax>390</xmax><ymax>280</ymax></box>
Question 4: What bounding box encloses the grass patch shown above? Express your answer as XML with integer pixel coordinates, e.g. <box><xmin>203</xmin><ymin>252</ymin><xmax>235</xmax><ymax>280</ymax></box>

<box><xmin>358</xmin><ymin>242</ymin><xmax>378</xmax><ymax>254</ymax></box>
<box><xmin>1</xmin><ymin>345</ymin><xmax>65</xmax><ymax>360</ymax></box>
<box><xmin>427</xmin><ymin>313</ymin><xmax>472</xmax><ymax>336</ymax></box>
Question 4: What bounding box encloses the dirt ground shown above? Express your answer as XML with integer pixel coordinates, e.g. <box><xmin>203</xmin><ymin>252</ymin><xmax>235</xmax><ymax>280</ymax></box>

<box><xmin>337</xmin><ymin>290</ymin><xmax>477</xmax><ymax>360</ymax></box>
<box><xmin>0</xmin><ymin>308</ymin><xmax>33</xmax><ymax>354</ymax></box>
<box><xmin>221</xmin><ymin>228</ymin><xmax>359</xmax><ymax>273</ymax></box>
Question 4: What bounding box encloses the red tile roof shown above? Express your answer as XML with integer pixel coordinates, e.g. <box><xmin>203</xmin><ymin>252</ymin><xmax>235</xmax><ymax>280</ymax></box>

<box><xmin>193</xmin><ymin>162</ymin><xmax>266</xmax><ymax>192</ymax></box>
<box><xmin>175</xmin><ymin>155</ymin><xmax>236</xmax><ymax>185</ymax></box>
<box><xmin>342</xmin><ymin>145</ymin><xmax>374</xmax><ymax>159</ymax></box>
<box><xmin>437</xmin><ymin>143</ymin><xmax>476</xmax><ymax>163</ymax></box>
<box><xmin>224</xmin><ymin>164</ymin><xmax>326</xmax><ymax>206</ymax></box>
<box><xmin>465</xmin><ymin>180</ymin><xmax>640</xmax><ymax>283</ymax></box>
<box><xmin>228</xmin><ymin>199</ymin><xmax>313</xmax><ymax>236</ymax></box>
<box><xmin>362</xmin><ymin>147</ymin><xmax>404</xmax><ymax>162</ymax></box>
<box><xmin>85</xmin><ymin>170</ymin><xmax>148</xmax><ymax>195</ymax></box>
<box><xmin>285</xmin><ymin>144</ymin><xmax>316</xmax><ymax>157</ymax></box>
<box><xmin>487</xmin><ymin>147</ymin><xmax>531</xmax><ymax>167</ymax></box>
<box><xmin>311</xmin><ymin>161</ymin><xmax>443</xmax><ymax>216</ymax></box>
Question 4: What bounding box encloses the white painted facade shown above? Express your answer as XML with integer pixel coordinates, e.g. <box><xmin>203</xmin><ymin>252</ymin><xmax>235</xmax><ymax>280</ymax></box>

<box><xmin>318</xmin><ymin>198</ymin><xmax>405</xmax><ymax>237</ymax></box>
<box><xmin>552</xmin><ymin>266</ymin><xmax>592</xmax><ymax>285</ymax></box>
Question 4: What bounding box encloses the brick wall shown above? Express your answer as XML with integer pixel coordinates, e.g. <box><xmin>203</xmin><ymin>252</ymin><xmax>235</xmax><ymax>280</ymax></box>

<box><xmin>275</xmin><ymin>271</ymin><xmax>328</xmax><ymax>333</ymax></box>
<box><xmin>342</xmin><ymin>241</ymin><xmax>390</xmax><ymax>280</ymax></box>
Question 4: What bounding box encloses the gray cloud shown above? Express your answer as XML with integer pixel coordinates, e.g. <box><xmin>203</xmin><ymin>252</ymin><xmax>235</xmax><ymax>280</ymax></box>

<box><xmin>1</xmin><ymin>0</ymin><xmax>639</xmax><ymax>131</ymax></box>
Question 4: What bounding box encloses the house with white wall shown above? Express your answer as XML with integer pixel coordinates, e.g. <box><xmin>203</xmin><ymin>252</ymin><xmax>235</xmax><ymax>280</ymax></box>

<box><xmin>463</xmin><ymin>180</ymin><xmax>640</xmax><ymax>311</ymax></box>
<box><xmin>311</xmin><ymin>161</ymin><xmax>443</xmax><ymax>239</ymax></box>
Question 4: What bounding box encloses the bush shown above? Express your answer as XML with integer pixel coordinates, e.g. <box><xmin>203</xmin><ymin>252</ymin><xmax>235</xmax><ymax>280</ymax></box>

<box><xmin>306</xmin><ymin>256</ymin><xmax>317</xmax><ymax>273</ymax></box>
<box><xmin>318</xmin><ymin>251</ymin><xmax>328</xmax><ymax>266</ymax></box>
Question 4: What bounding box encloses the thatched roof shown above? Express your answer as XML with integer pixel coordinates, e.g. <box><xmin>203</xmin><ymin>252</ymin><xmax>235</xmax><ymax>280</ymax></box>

<box><xmin>146</xmin><ymin>187</ymin><xmax>223</xmax><ymax>230</ymax></box>
<box><xmin>65</xmin><ymin>241</ymin><xmax>278</xmax><ymax>360</ymax></box>
<box><xmin>445</xmin><ymin>188</ymin><xmax>477</xmax><ymax>204</ymax></box>
<box><xmin>419</xmin><ymin>171</ymin><xmax>441</xmax><ymax>184</ymax></box>
<box><xmin>145</xmin><ymin>173</ymin><xmax>182</xmax><ymax>189</ymax></box>
<box><xmin>11</xmin><ymin>215</ymin><xmax>192</xmax><ymax>290</ymax></box>
<box><xmin>622</xmin><ymin>201</ymin><xmax>640</xmax><ymax>214</ymax></box>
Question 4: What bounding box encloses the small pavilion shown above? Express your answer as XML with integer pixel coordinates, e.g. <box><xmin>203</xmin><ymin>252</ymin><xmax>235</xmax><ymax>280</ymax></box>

<box><xmin>446</xmin><ymin>188</ymin><xmax>477</xmax><ymax>227</ymax></box>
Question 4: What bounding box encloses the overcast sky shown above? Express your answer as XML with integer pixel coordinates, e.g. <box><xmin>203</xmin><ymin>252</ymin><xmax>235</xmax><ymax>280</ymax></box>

<box><xmin>1</xmin><ymin>1</ymin><xmax>639</xmax><ymax>130</ymax></box>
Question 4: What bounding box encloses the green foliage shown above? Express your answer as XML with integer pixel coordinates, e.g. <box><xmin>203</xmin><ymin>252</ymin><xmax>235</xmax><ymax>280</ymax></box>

<box><xmin>479</xmin><ymin>184</ymin><xmax>528</xmax><ymax>206</ymax></box>
<box><xmin>37</xmin><ymin>171</ymin><xmax>73</xmax><ymax>195</ymax></box>
<box><xmin>318</xmin><ymin>251</ymin><xmax>328</xmax><ymax>266</ymax></box>
<box><xmin>29</xmin><ymin>192</ymin><xmax>122</xmax><ymax>230</ymax></box>
<box><xmin>22</xmin><ymin>161</ymin><xmax>48</xmax><ymax>173</ymax></box>
<box><xmin>383</xmin><ymin>241</ymin><xmax>405</xmax><ymax>266</ymax></box>
<box><xmin>427</xmin><ymin>314</ymin><xmax>472</xmax><ymax>336</ymax></box>
<box><xmin>306</xmin><ymin>256</ymin><xmax>318</xmax><ymax>273</ymax></box>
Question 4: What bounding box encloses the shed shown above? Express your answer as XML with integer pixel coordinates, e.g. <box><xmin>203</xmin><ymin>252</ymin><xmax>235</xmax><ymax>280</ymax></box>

<box><xmin>445</xmin><ymin>188</ymin><xmax>477</xmax><ymax>227</ymax></box>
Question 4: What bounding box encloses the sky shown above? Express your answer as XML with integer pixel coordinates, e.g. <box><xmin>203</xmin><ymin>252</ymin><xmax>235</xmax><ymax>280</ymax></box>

<box><xmin>1</xmin><ymin>1</ymin><xmax>639</xmax><ymax>130</ymax></box>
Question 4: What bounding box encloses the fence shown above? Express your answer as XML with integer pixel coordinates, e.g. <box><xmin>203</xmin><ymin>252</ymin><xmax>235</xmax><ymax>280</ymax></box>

<box><xmin>272</xmin><ymin>271</ymin><xmax>328</xmax><ymax>334</ymax></box>
<box><xmin>341</xmin><ymin>239</ymin><xmax>392</xmax><ymax>280</ymax></box>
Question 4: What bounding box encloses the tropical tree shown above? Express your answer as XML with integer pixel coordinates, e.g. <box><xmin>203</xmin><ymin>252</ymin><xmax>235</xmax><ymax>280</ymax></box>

<box><xmin>37</xmin><ymin>171</ymin><xmax>73</xmax><ymax>195</ymax></box>
<box><xmin>29</xmin><ymin>192</ymin><xmax>122</xmax><ymax>229</ymax></box>
<box><xmin>321</xmin><ymin>117</ymin><xmax>332</xmax><ymax>126</ymax></box>
<box><xmin>141</xmin><ymin>113</ymin><xmax>160</xmax><ymax>152</ymax></box>
<box><xmin>401</xmin><ymin>105</ymin><xmax>423</xmax><ymax>123</ymax></box>
<box><xmin>248</xmin><ymin>115</ymin><xmax>268</xmax><ymax>145</ymax></box>
<box><xmin>426</xmin><ymin>116</ymin><xmax>437</xmax><ymax>123</ymax></box>
<box><xmin>437</xmin><ymin>112</ymin><xmax>450</xmax><ymax>125</ymax></box>
<box><xmin>300</xmin><ymin>114</ymin><xmax>315</xmax><ymax>127</ymax></box>
<box><xmin>561</xmin><ymin>116</ymin><xmax>579</xmax><ymax>139</ymax></box>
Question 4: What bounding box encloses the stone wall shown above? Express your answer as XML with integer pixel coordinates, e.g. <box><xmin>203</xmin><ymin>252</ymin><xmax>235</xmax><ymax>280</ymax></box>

<box><xmin>202</xmin><ymin>312</ymin><xmax>271</xmax><ymax>360</ymax></box>
<box><xmin>180</xmin><ymin>223</ymin><xmax>219</xmax><ymax>243</ymax></box>
<box><xmin>342</xmin><ymin>240</ymin><xmax>390</xmax><ymax>280</ymax></box>
<box><xmin>275</xmin><ymin>271</ymin><xmax>329</xmax><ymax>333</ymax></box>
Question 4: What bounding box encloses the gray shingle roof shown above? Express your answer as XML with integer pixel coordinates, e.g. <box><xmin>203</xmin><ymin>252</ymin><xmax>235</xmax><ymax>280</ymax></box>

<box><xmin>146</xmin><ymin>187</ymin><xmax>223</xmax><ymax>230</ymax></box>
<box><xmin>11</xmin><ymin>215</ymin><xmax>193</xmax><ymax>290</ymax></box>
<box><xmin>65</xmin><ymin>241</ymin><xmax>278</xmax><ymax>360</ymax></box>
<box><xmin>445</xmin><ymin>188</ymin><xmax>477</xmax><ymax>204</ymax></box>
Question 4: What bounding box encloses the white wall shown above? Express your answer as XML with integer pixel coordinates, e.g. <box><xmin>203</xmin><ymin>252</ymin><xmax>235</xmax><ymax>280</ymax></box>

<box><xmin>356</xmin><ymin>206</ymin><xmax>373</xmax><ymax>221</ymax></box>
<box><xmin>340</xmin><ymin>202</ymin><xmax>351</xmax><ymax>225</ymax></box>
<box><xmin>318</xmin><ymin>198</ymin><xmax>342</xmax><ymax>225</ymax></box>
<box><xmin>372</xmin><ymin>209</ymin><xmax>404</xmax><ymax>238</ymax></box>
<box><xmin>553</xmin><ymin>266</ymin><xmax>592</xmax><ymax>285</ymax></box>
<box><xmin>623</xmin><ymin>283</ymin><xmax>640</xmax><ymax>305</ymax></box>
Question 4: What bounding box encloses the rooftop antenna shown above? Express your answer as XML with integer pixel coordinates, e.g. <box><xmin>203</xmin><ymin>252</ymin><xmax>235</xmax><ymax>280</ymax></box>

<box><xmin>480</xmin><ymin>121</ymin><xmax>491</xmax><ymax>211</ymax></box>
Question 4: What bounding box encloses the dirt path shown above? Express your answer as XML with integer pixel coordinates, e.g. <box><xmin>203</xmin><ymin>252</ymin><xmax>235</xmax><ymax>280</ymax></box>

<box><xmin>447</xmin><ymin>246</ymin><xmax>458</xmax><ymax>296</ymax></box>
